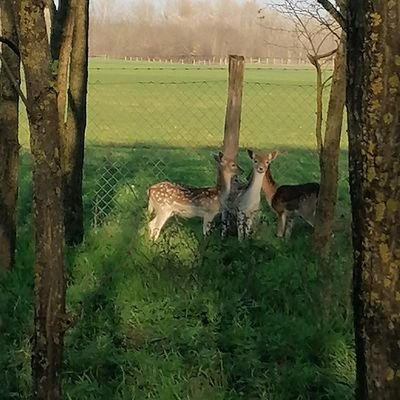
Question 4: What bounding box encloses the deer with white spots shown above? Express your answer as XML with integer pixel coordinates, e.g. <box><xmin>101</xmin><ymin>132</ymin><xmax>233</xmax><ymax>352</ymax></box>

<box><xmin>261</xmin><ymin>150</ymin><xmax>320</xmax><ymax>239</ymax></box>
<box><xmin>231</xmin><ymin>149</ymin><xmax>271</xmax><ymax>240</ymax></box>
<box><xmin>147</xmin><ymin>152</ymin><xmax>240</xmax><ymax>241</ymax></box>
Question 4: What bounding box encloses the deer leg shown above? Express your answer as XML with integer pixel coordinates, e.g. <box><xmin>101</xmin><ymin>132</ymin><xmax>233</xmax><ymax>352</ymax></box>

<box><xmin>276</xmin><ymin>212</ymin><xmax>286</xmax><ymax>238</ymax></box>
<box><xmin>244</xmin><ymin>215</ymin><xmax>253</xmax><ymax>238</ymax></box>
<box><xmin>221</xmin><ymin>208</ymin><xmax>230</xmax><ymax>238</ymax></box>
<box><xmin>148</xmin><ymin>209</ymin><xmax>172</xmax><ymax>241</ymax></box>
<box><xmin>221</xmin><ymin>209</ymin><xmax>227</xmax><ymax>238</ymax></box>
<box><xmin>299</xmin><ymin>198</ymin><xmax>317</xmax><ymax>227</ymax></box>
<box><xmin>147</xmin><ymin>196</ymin><xmax>154</xmax><ymax>215</ymax></box>
<box><xmin>302</xmin><ymin>213</ymin><xmax>315</xmax><ymax>227</ymax></box>
<box><xmin>284</xmin><ymin>217</ymin><xmax>294</xmax><ymax>240</ymax></box>
<box><xmin>237</xmin><ymin>211</ymin><xmax>245</xmax><ymax>241</ymax></box>
<box><xmin>203</xmin><ymin>212</ymin><xmax>217</xmax><ymax>236</ymax></box>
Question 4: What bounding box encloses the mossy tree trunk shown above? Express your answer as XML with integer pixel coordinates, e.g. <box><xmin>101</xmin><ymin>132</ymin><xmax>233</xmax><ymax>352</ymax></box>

<box><xmin>13</xmin><ymin>1</ymin><xmax>66</xmax><ymax>398</ymax></box>
<box><xmin>347</xmin><ymin>1</ymin><xmax>400</xmax><ymax>398</ymax></box>
<box><xmin>0</xmin><ymin>1</ymin><xmax>20</xmax><ymax>270</ymax></box>
<box><xmin>313</xmin><ymin>33</ymin><xmax>346</xmax><ymax>258</ymax></box>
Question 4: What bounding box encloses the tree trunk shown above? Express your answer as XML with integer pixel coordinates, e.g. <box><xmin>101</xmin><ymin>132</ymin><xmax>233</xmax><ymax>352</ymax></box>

<box><xmin>56</xmin><ymin>0</ymin><xmax>75</xmax><ymax>130</ymax></box>
<box><xmin>0</xmin><ymin>1</ymin><xmax>20</xmax><ymax>270</ymax></box>
<box><xmin>13</xmin><ymin>1</ymin><xmax>66</xmax><ymax>399</ymax></box>
<box><xmin>62</xmin><ymin>0</ymin><xmax>89</xmax><ymax>245</ymax></box>
<box><xmin>347</xmin><ymin>1</ymin><xmax>400</xmax><ymax>398</ymax></box>
<box><xmin>50</xmin><ymin>0</ymin><xmax>69</xmax><ymax>61</ymax></box>
<box><xmin>313</xmin><ymin>33</ymin><xmax>346</xmax><ymax>258</ymax></box>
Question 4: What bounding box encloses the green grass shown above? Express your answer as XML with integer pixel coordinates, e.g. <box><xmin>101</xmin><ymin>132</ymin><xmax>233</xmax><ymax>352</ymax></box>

<box><xmin>20</xmin><ymin>59</ymin><xmax>340</xmax><ymax>150</ymax></box>
<box><xmin>1</xmin><ymin>60</ymin><xmax>355</xmax><ymax>399</ymax></box>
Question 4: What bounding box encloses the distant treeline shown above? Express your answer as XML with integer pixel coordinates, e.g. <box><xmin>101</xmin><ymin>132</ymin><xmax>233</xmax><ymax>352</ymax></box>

<box><xmin>89</xmin><ymin>0</ymin><xmax>336</xmax><ymax>62</ymax></box>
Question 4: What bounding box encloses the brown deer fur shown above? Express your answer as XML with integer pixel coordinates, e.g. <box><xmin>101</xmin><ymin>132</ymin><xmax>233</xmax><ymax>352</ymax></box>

<box><xmin>262</xmin><ymin>151</ymin><xmax>320</xmax><ymax>239</ymax></box>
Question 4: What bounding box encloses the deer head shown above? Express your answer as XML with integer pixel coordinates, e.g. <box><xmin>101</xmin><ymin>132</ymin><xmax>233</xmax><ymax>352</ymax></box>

<box><xmin>213</xmin><ymin>151</ymin><xmax>242</xmax><ymax>186</ymax></box>
<box><xmin>247</xmin><ymin>149</ymin><xmax>279</xmax><ymax>174</ymax></box>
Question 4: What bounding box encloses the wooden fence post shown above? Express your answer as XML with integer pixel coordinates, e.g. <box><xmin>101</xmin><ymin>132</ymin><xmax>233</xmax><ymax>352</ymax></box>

<box><xmin>221</xmin><ymin>55</ymin><xmax>244</xmax><ymax>237</ymax></box>
<box><xmin>223</xmin><ymin>54</ymin><xmax>244</xmax><ymax>160</ymax></box>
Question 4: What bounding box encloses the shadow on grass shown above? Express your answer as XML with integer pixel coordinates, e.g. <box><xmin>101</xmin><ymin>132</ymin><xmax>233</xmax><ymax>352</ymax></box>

<box><xmin>0</xmin><ymin>143</ymin><xmax>354</xmax><ymax>399</ymax></box>
<box><xmin>0</xmin><ymin>152</ymin><xmax>35</xmax><ymax>398</ymax></box>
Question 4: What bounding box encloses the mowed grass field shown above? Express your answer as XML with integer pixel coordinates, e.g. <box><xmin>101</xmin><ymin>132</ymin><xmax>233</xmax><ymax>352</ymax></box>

<box><xmin>21</xmin><ymin>58</ymin><xmax>340</xmax><ymax>150</ymax></box>
<box><xmin>1</xmin><ymin>60</ymin><xmax>355</xmax><ymax>399</ymax></box>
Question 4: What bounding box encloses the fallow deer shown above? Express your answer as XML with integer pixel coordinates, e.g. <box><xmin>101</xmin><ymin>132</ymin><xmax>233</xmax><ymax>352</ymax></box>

<box><xmin>147</xmin><ymin>152</ymin><xmax>239</xmax><ymax>241</ymax></box>
<box><xmin>262</xmin><ymin>150</ymin><xmax>320</xmax><ymax>239</ymax></box>
<box><xmin>230</xmin><ymin>149</ymin><xmax>271</xmax><ymax>240</ymax></box>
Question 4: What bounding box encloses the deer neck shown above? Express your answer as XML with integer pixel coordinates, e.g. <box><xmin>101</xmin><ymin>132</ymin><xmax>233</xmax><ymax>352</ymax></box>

<box><xmin>217</xmin><ymin>168</ymin><xmax>232</xmax><ymax>205</ymax></box>
<box><xmin>263</xmin><ymin>167</ymin><xmax>278</xmax><ymax>205</ymax></box>
<box><xmin>248</xmin><ymin>169</ymin><xmax>265</xmax><ymax>195</ymax></box>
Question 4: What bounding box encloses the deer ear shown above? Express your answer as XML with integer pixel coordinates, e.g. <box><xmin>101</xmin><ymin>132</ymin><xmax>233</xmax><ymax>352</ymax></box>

<box><xmin>247</xmin><ymin>149</ymin><xmax>254</xmax><ymax>159</ymax></box>
<box><xmin>218</xmin><ymin>151</ymin><xmax>224</xmax><ymax>161</ymax></box>
<box><xmin>269</xmin><ymin>150</ymin><xmax>279</xmax><ymax>161</ymax></box>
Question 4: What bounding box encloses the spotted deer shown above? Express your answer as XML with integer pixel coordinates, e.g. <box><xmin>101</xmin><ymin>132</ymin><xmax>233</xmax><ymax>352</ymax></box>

<box><xmin>147</xmin><ymin>152</ymin><xmax>240</xmax><ymax>241</ymax></box>
<box><xmin>230</xmin><ymin>149</ymin><xmax>271</xmax><ymax>240</ymax></box>
<box><xmin>262</xmin><ymin>150</ymin><xmax>320</xmax><ymax>239</ymax></box>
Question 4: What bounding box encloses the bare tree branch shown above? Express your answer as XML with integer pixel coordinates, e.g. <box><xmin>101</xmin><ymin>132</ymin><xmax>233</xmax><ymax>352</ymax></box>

<box><xmin>0</xmin><ymin>36</ymin><xmax>19</xmax><ymax>57</ymax></box>
<box><xmin>315</xmin><ymin>0</ymin><xmax>345</xmax><ymax>30</ymax></box>
<box><xmin>0</xmin><ymin>52</ymin><xmax>28</xmax><ymax>108</ymax></box>
<box><xmin>322</xmin><ymin>74</ymin><xmax>333</xmax><ymax>88</ymax></box>
<box><xmin>308</xmin><ymin>47</ymin><xmax>337</xmax><ymax>67</ymax></box>
<box><xmin>262</xmin><ymin>40</ymin><xmax>301</xmax><ymax>51</ymax></box>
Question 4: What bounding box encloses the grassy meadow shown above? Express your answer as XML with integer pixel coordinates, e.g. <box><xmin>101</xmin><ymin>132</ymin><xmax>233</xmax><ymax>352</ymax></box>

<box><xmin>0</xmin><ymin>60</ymin><xmax>355</xmax><ymax>399</ymax></box>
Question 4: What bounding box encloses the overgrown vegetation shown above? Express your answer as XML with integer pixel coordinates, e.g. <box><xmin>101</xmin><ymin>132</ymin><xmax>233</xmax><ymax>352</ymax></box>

<box><xmin>1</xmin><ymin>142</ymin><xmax>354</xmax><ymax>399</ymax></box>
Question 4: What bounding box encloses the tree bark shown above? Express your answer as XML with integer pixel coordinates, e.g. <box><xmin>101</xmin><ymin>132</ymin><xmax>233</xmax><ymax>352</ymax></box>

<box><xmin>56</xmin><ymin>0</ymin><xmax>75</xmax><ymax>130</ymax></box>
<box><xmin>309</xmin><ymin>54</ymin><xmax>324</xmax><ymax>154</ymax></box>
<box><xmin>221</xmin><ymin>54</ymin><xmax>244</xmax><ymax>236</ymax></box>
<box><xmin>50</xmin><ymin>0</ymin><xmax>69</xmax><ymax>61</ymax></box>
<box><xmin>313</xmin><ymin>33</ymin><xmax>346</xmax><ymax>258</ymax></box>
<box><xmin>316</xmin><ymin>0</ymin><xmax>346</xmax><ymax>30</ymax></box>
<box><xmin>62</xmin><ymin>0</ymin><xmax>89</xmax><ymax>245</ymax></box>
<box><xmin>13</xmin><ymin>1</ymin><xmax>66</xmax><ymax>399</ymax></box>
<box><xmin>347</xmin><ymin>1</ymin><xmax>400</xmax><ymax>398</ymax></box>
<box><xmin>50</xmin><ymin>0</ymin><xmax>88</xmax><ymax>245</ymax></box>
<box><xmin>223</xmin><ymin>54</ymin><xmax>244</xmax><ymax>160</ymax></box>
<box><xmin>0</xmin><ymin>0</ymin><xmax>20</xmax><ymax>270</ymax></box>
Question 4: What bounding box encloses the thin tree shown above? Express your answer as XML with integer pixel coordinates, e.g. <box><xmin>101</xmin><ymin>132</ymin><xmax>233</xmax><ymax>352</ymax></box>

<box><xmin>12</xmin><ymin>1</ymin><xmax>66</xmax><ymax>398</ymax></box>
<box><xmin>347</xmin><ymin>0</ymin><xmax>400</xmax><ymax>397</ymax></box>
<box><xmin>0</xmin><ymin>1</ymin><xmax>20</xmax><ymax>270</ymax></box>
<box><xmin>63</xmin><ymin>0</ymin><xmax>89</xmax><ymax>245</ymax></box>
<box><xmin>49</xmin><ymin>0</ymin><xmax>89</xmax><ymax>246</ymax></box>
<box><xmin>312</xmin><ymin>1</ymin><xmax>347</xmax><ymax>259</ymax></box>
<box><xmin>312</xmin><ymin>30</ymin><xmax>345</xmax><ymax>259</ymax></box>
<box><xmin>262</xmin><ymin>1</ymin><xmax>345</xmax><ymax>258</ymax></box>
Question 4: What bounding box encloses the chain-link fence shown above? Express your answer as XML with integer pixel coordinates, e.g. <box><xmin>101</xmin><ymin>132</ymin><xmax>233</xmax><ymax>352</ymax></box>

<box><xmin>17</xmin><ymin>64</ymin><xmax>348</xmax><ymax>226</ymax></box>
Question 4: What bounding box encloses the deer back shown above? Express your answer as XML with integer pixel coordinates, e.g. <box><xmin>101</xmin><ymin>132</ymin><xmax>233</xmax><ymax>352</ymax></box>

<box><xmin>148</xmin><ymin>181</ymin><xmax>221</xmax><ymax>217</ymax></box>
<box><xmin>272</xmin><ymin>182</ymin><xmax>320</xmax><ymax>216</ymax></box>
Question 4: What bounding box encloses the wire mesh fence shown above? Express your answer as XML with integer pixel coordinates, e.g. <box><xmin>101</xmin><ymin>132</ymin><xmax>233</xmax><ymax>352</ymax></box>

<box><xmin>17</xmin><ymin>64</ymin><xmax>348</xmax><ymax>227</ymax></box>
